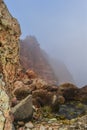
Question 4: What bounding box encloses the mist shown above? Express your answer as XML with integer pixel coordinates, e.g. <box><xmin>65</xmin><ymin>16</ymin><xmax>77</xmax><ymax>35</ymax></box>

<box><xmin>4</xmin><ymin>0</ymin><xmax>87</xmax><ymax>87</ymax></box>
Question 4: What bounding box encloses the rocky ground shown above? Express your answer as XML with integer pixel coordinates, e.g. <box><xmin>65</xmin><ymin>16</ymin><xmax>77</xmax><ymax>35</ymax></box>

<box><xmin>0</xmin><ymin>1</ymin><xmax>87</xmax><ymax>130</ymax></box>
<box><xmin>14</xmin><ymin>114</ymin><xmax>87</xmax><ymax>130</ymax></box>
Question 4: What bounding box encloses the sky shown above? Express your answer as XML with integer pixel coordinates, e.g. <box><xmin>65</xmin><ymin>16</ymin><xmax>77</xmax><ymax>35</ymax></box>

<box><xmin>4</xmin><ymin>0</ymin><xmax>87</xmax><ymax>87</ymax></box>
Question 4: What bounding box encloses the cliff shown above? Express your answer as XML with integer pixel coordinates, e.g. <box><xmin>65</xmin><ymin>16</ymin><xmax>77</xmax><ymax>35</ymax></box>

<box><xmin>20</xmin><ymin>36</ymin><xmax>58</xmax><ymax>84</ymax></box>
<box><xmin>20</xmin><ymin>36</ymin><xmax>74</xmax><ymax>85</ymax></box>
<box><xmin>0</xmin><ymin>0</ymin><xmax>21</xmax><ymax>129</ymax></box>
<box><xmin>48</xmin><ymin>58</ymin><xmax>75</xmax><ymax>84</ymax></box>
<box><xmin>0</xmin><ymin>1</ymin><xmax>87</xmax><ymax>130</ymax></box>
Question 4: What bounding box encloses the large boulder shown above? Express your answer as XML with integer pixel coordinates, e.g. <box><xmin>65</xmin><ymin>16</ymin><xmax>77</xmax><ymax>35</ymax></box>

<box><xmin>12</xmin><ymin>95</ymin><xmax>33</xmax><ymax>121</ymax></box>
<box><xmin>58</xmin><ymin>83</ymin><xmax>78</xmax><ymax>101</ymax></box>
<box><xmin>0</xmin><ymin>84</ymin><xmax>12</xmax><ymax>130</ymax></box>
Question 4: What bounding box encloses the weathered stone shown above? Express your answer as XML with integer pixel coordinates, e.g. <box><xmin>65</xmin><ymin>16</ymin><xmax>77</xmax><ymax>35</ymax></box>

<box><xmin>18</xmin><ymin>127</ymin><xmax>24</xmax><ymax>130</ymax></box>
<box><xmin>58</xmin><ymin>83</ymin><xmax>78</xmax><ymax>101</ymax></box>
<box><xmin>32</xmin><ymin>78</ymin><xmax>47</xmax><ymax>89</ymax></box>
<box><xmin>0</xmin><ymin>0</ymin><xmax>21</xmax><ymax>129</ymax></box>
<box><xmin>0</xmin><ymin>0</ymin><xmax>21</xmax><ymax>93</ymax></box>
<box><xmin>0</xmin><ymin>84</ymin><xmax>12</xmax><ymax>130</ymax></box>
<box><xmin>17</xmin><ymin>121</ymin><xmax>25</xmax><ymax>126</ymax></box>
<box><xmin>40</xmin><ymin>125</ymin><xmax>46</xmax><ymax>130</ymax></box>
<box><xmin>26</xmin><ymin>69</ymin><xmax>37</xmax><ymax>79</ymax></box>
<box><xmin>12</xmin><ymin>95</ymin><xmax>33</xmax><ymax>121</ymax></box>
<box><xmin>32</xmin><ymin>89</ymin><xmax>53</xmax><ymax>107</ymax></box>
<box><xmin>25</xmin><ymin>121</ymin><xmax>34</xmax><ymax>129</ymax></box>
<box><xmin>74</xmin><ymin>86</ymin><xmax>87</xmax><ymax>103</ymax></box>
<box><xmin>13</xmin><ymin>81</ymin><xmax>32</xmax><ymax>100</ymax></box>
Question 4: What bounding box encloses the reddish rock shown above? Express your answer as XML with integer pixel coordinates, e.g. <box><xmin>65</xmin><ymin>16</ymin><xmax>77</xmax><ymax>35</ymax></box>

<box><xmin>18</xmin><ymin>127</ymin><xmax>24</xmax><ymax>130</ymax></box>
<box><xmin>16</xmin><ymin>69</ymin><xmax>28</xmax><ymax>81</ymax></box>
<box><xmin>32</xmin><ymin>78</ymin><xmax>47</xmax><ymax>89</ymax></box>
<box><xmin>28</xmin><ymin>84</ymin><xmax>36</xmax><ymax>92</ymax></box>
<box><xmin>14</xmin><ymin>81</ymin><xmax>24</xmax><ymax>89</ymax></box>
<box><xmin>13</xmin><ymin>85</ymin><xmax>31</xmax><ymax>100</ymax></box>
<box><xmin>11</xmin><ymin>97</ymin><xmax>18</xmax><ymax>107</ymax></box>
<box><xmin>26</xmin><ymin>69</ymin><xmax>37</xmax><ymax>79</ymax></box>
<box><xmin>0</xmin><ymin>0</ymin><xmax>21</xmax><ymax>129</ymax></box>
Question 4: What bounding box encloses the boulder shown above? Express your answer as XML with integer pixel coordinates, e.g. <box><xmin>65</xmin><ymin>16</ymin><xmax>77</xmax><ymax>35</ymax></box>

<box><xmin>0</xmin><ymin>84</ymin><xmax>12</xmax><ymax>130</ymax></box>
<box><xmin>74</xmin><ymin>86</ymin><xmax>87</xmax><ymax>103</ymax></box>
<box><xmin>12</xmin><ymin>81</ymin><xmax>31</xmax><ymax>100</ymax></box>
<box><xmin>32</xmin><ymin>78</ymin><xmax>47</xmax><ymax>89</ymax></box>
<box><xmin>58</xmin><ymin>83</ymin><xmax>78</xmax><ymax>101</ymax></box>
<box><xmin>26</xmin><ymin>69</ymin><xmax>37</xmax><ymax>79</ymax></box>
<box><xmin>12</xmin><ymin>95</ymin><xmax>33</xmax><ymax>121</ymax></box>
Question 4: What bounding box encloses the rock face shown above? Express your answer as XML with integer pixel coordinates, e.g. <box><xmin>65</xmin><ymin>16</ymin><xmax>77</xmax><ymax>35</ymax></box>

<box><xmin>20</xmin><ymin>36</ymin><xmax>75</xmax><ymax>85</ymax></box>
<box><xmin>0</xmin><ymin>79</ymin><xmax>12</xmax><ymax>130</ymax></box>
<box><xmin>0</xmin><ymin>0</ymin><xmax>21</xmax><ymax>129</ymax></box>
<box><xmin>0</xmin><ymin>0</ymin><xmax>21</xmax><ymax>92</ymax></box>
<box><xmin>20</xmin><ymin>36</ymin><xmax>58</xmax><ymax>85</ymax></box>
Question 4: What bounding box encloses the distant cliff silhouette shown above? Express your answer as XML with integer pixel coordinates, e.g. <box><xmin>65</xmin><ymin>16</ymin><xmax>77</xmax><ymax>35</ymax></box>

<box><xmin>20</xmin><ymin>36</ymin><xmax>74</xmax><ymax>85</ymax></box>
<box><xmin>47</xmin><ymin>58</ymin><xmax>75</xmax><ymax>84</ymax></box>
<box><xmin>20</xmin><ymin>36</ymin><xmax>58</xmax><ymax>84</ymax></box>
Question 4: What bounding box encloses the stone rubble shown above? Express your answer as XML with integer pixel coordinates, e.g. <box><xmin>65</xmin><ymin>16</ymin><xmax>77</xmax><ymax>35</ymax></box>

<box><xmin>11</xmin><ymin>113</ymin><xmax>87</xmax><ymax>130</ymax></box>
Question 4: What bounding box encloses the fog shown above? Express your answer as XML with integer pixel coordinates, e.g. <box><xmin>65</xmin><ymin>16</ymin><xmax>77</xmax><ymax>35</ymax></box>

<box><xmin>4</xmin><ymin>0</ymin><xmax>87</xmax><ymax>87</ymax></box>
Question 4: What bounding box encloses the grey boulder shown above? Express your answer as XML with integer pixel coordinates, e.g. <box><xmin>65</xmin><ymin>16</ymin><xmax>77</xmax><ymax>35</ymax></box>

<box><xmin>12</xmin><ymin>95</ymin><xmax>33</xmax><ymax>121</ymax></box>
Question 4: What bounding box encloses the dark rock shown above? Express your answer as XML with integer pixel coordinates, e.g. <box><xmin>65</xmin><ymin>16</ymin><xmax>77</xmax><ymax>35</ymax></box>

<box><xmin>12</xmin><ymin>95</ymin><xmax>33</xmax><ymax>121</ymax></box>
<box><xmin>58</xmin><ymin>101</ymin><xmax>87</xmax><ymax>120</ymax></box>
<box><xmin>32</xmin><ymin>89</ymin><xmax>51</xmax><ymax>107</ymax></box>
<box><xmin>13</xmin><ymin>86</ymin><xmax>31</xmax><ymax>100</ymax></box>
<box><xmin>74</xmin><ymin>86</ymin><xmax>87</xmax><ymax>103</ymax></box>
<box><xmin>46</xmin><ymin>85</ymin><xmax>58</xmax><ymax>92</ymax></box>
<box><xmin>58</xmin><ymin>83</ymin><xmax>78</xmax><ymax>101</ymax></box>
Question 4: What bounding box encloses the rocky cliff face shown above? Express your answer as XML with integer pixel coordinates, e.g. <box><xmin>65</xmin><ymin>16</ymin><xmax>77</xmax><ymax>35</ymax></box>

<box><xmin>0</xmin><ymin>0</ymin><xmax>21</xmax><ymax>92</ymax></box>
<box><xmin>0</xmin><ymin>0</ymin><xmax>21</xmax><ymax>129</ymax></box>
<box><xmin>20</xmin><ymin>36</ymin><xmax>74</xmax><ymax>85</ymax></box>
<box><xmin>20</xmin><ymin>36</ymin><xmax>58</xmax><ymax>84</ymax></box>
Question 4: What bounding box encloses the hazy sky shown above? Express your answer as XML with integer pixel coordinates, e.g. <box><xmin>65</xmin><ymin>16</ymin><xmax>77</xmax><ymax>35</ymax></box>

<box><xmin>4</xmin><ymin>0</ymin><xmax>87</xmax><ymax>87</ymax></box>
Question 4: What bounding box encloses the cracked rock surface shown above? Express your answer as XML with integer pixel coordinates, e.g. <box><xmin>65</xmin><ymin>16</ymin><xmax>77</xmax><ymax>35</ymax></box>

<box><xmin>0</xmin><ymin>0</ymin><xmax>21</xmax><ymax>92</ymax></box>
<box><xmin>0</xmin><ymin>0</ymin><xmax>21</xmax><ymax>129</ymax></box>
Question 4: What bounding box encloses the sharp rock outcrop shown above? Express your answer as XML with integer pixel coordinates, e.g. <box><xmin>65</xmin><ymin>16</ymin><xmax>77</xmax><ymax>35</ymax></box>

<box><xmin>20</xmin><ymin>36</ymin><xmax>58</xmax><ymax>85</ymax></box>
<box><xmin>0</xmin><ymin>0</ymin><xmax>21</xmax><ymax>129</ymax></box>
